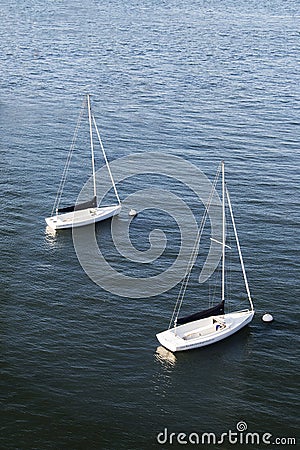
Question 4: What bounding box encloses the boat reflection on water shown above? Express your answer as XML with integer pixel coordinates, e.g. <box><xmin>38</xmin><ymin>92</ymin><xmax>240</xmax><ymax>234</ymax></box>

<box><xmin>45</xmin><ymin>225</ymin><xmax>58</xmax><ymax>246</ymax></box>
<box><xmin>155</xmin><ymin>346</ymin><xmax>177</xmax><ymax>367</ymax></box>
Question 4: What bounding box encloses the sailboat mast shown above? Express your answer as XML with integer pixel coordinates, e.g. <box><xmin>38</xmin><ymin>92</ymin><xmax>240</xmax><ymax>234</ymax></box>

<box><xmin>222</xmin><ymin>161</ymin><xmax>225</xmax><ymax>302</ymax></box>
<box><xmin>87</xmin><ymin>94</ymin><xmax>97</xmax><ymax>200</ymax></box>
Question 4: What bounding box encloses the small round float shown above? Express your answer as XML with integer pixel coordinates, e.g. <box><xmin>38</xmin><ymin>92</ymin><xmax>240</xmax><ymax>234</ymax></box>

<box><xmin>129</xmin><ymin>208</ymin><xmax>137</xmax><ymax>217</ymax></box>
<box><xmin>262</xmin><ymin>313</ymin><xmax>274</xmax><ymax>323</ymax></box>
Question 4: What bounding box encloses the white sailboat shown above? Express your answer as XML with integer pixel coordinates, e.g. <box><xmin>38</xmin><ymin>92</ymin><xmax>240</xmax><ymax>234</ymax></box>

<box><xmin>45</xmin><ymin>94</ymin><xmax>121</xmax><ymax>230</ymax></box>
<box><xmin>156</xmin><ymin>162</ymin><xmax>254</xmax><ymax>352</ymax></box>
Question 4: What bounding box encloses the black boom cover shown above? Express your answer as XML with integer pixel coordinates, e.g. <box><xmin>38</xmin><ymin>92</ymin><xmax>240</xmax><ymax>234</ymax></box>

<box><xmin>58</xmin><ymin>196</ymin><xmax>97</xmax><ymax>213</ymax></box>
<box><xmin>176</xmin><ymin>300</ymin><xmax>225</xmax><ymax>326</ymax></box>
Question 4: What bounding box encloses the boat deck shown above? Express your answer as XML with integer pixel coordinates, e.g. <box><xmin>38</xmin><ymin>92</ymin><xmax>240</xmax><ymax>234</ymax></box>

<box><xmin>156</xmin><ymin>310</ymin><xmax>254</xmax><ymax>352</ymax></box>
<box><xmin>45</xmin><ymin>204</ymin><xmax>121</xmax><ymax>230</ymax></box>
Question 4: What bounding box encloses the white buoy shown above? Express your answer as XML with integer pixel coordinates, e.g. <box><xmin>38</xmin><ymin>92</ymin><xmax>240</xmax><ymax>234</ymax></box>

<box><xmin>262</xmin><ymin>313</ymin><xmax>274</xmax><ymax>323</ymax></box>
<box><xmin>129</xmin><ymin>208</ymin><xmax>137</xmax><ymax>217</ymax></box>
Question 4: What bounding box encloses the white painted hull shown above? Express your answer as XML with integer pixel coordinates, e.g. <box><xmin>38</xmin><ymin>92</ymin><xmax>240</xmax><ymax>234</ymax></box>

<box><xmin>45</xmin><ymin>204</ymin><xmax>121</xmax><ymax>230</ymax></box>
<box><xmin>156</xmin><ymin>310</ymin><xmax>254</xmax><ymax>352</ymax></box>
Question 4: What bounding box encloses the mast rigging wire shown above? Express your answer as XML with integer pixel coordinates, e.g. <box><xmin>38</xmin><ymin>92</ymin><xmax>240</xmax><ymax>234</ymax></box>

<box><xmin>169</xmin><ymin>164</ymin><xmax>222</xmax><ymax>329</ymax></box>
<box><xmin>51</xmin><ymin>97</ymin><xmax>87</xmax><ymax>216</ymax></box>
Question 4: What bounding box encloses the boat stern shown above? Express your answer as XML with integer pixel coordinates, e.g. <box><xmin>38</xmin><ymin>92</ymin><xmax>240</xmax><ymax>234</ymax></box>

<box><xmin>156</xmin><ymin>329</ymin><xmax>186</xmax><ymax>353</ymax></box>
<box><xmin>45</xmin><ymin>215</ymin><xmax>59</xmax><ymax>230</ymax></box>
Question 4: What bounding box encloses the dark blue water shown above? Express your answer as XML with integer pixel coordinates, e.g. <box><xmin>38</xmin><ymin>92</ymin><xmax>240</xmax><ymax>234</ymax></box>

<box><xmin>1</xmin><ymin>1</ymin><xmax>299</xmax><ymax>449</ymax></box>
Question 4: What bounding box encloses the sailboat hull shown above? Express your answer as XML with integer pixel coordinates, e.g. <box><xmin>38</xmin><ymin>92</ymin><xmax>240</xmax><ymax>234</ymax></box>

<box><xmin>156</xmin><ymin>310</ymin><xmax>254</xmax><ymax>353</ymax></box>
<box><xmin>45</xmin><ymin>204</ymin><xmax>121</xmax><ymax>230</ymax></box>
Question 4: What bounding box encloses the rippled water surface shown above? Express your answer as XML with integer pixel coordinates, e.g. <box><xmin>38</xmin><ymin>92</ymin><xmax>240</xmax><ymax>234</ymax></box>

<box><xmin>0</xmin><ymin>0</ymin><xmax>299</xmax><ymax>449</ymax></box>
